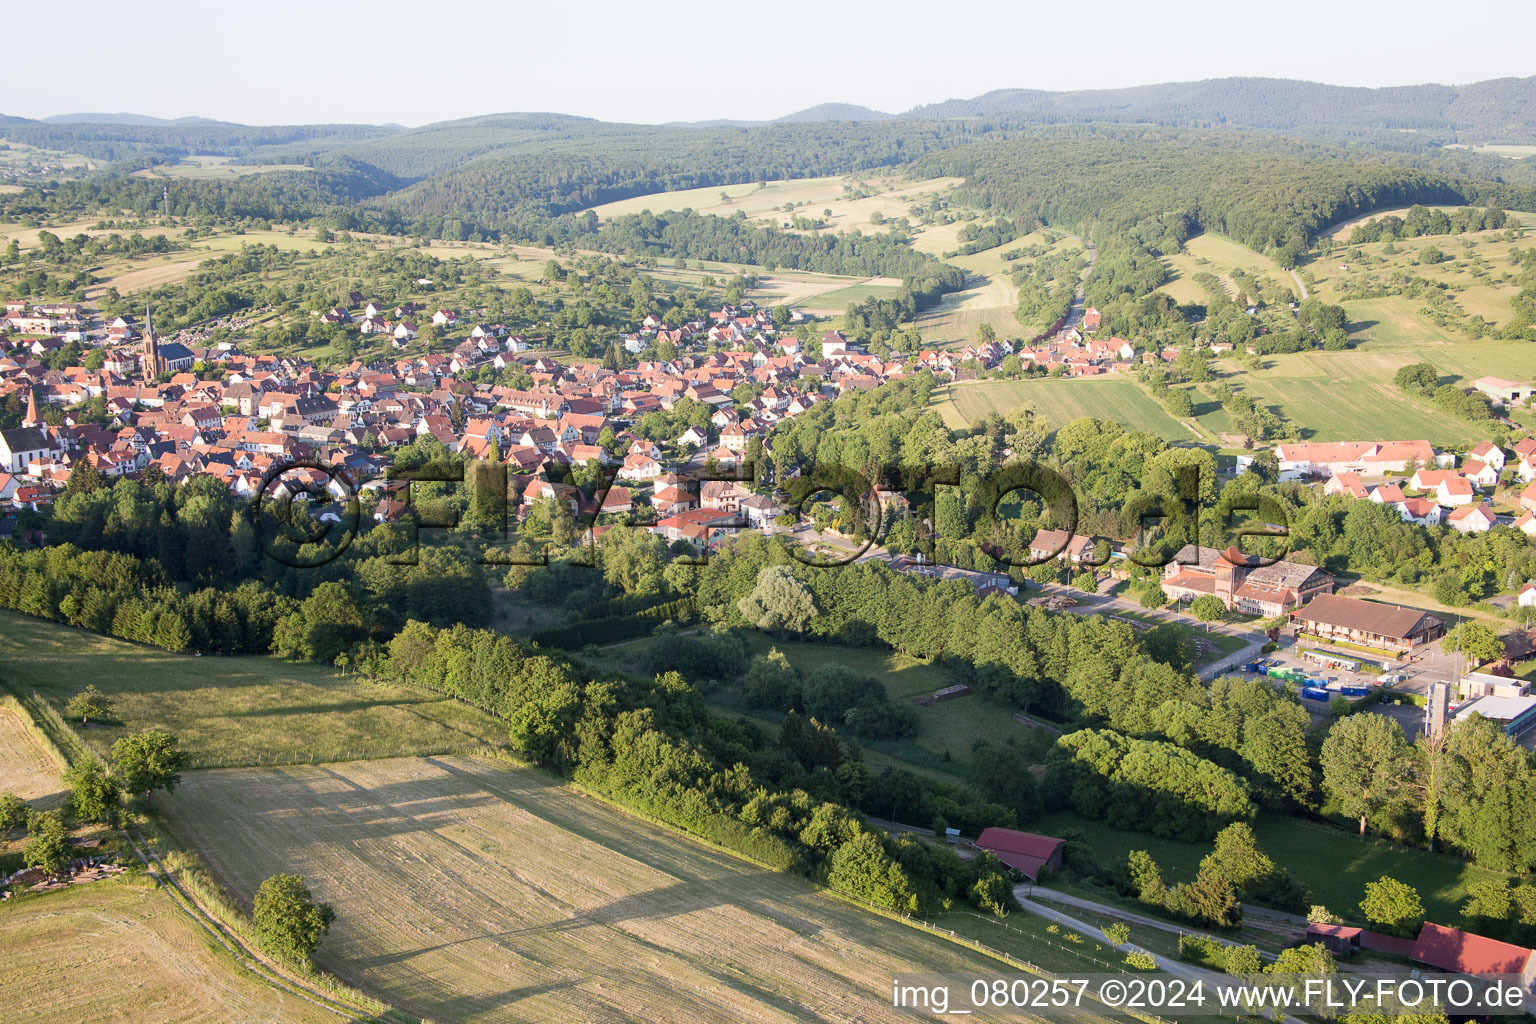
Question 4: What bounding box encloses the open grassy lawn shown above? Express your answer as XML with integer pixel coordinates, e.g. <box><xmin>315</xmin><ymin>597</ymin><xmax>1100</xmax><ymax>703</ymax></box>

<box><xmin>932</xmin><ymin>378</ymin><xmax>1195</xmax><ymax>440</ymax></box>
<box><xmin>0</xmin><ymin>610</ymin><xmax>509</xmax><ymax>769</ymax></box>
<box><xmin>1033</xmin><ymin>809</ymin><xmax>1510</xmax><ymax>928</ymax></box>
<box><xmin>0</xmin><ymin>881</ymin><xmax>344</xmax><ymax>1024</ymax></box>
<box><xmin>162</xmin><ymin>756</ymin><xmax>1030</xmax><ymax>1024</ymax></box>
<box><xmin>812</xmin><ymin>280</ymin><xmax>906</xmax><ymax>313</ymax></box>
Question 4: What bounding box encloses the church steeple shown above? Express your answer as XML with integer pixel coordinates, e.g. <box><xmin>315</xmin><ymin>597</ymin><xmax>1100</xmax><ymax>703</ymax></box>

<box><xmin>22</xmin><ymin>387</ymin><xmax>41</xmax><ymax>429</ymax></box>
<box><xmin>141</xmin><ymin>303</ymin><xmax>160</xmax><ymax>384</ymax></box>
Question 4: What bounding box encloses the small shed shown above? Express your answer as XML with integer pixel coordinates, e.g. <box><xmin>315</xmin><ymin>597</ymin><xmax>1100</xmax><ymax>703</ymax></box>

<box><xmin>1306</xmin><ymin>922</ymin><xmax>1362</xmax><ymax>955</ymax></box>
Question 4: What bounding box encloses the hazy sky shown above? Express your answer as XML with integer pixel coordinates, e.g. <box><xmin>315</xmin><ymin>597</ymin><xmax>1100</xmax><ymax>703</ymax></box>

<box><xmin>12</xmin><ymin>0</ymin><xmax>1536</xmax><ymax>126</ymax></box>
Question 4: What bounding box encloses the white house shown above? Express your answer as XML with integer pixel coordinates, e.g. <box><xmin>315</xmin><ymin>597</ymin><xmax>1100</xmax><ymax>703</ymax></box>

<box><xmin>1461</xmin><ymin>459</ymin><xmax>1499</xmax><ymax>490</ymax></box>
<box><xmin>1468</xmin><ymin>441</ymin><xmax>1506</xmax><ymax>472</ymax></box>
<box><xmin>1519</xmin><ymin>583</ymin><xmax>1536</xmax><ymax>608</ymax></box>
<box><xmin>1447</xmin><ymin>502</ymin><xmax>1496</xmax><ymax>534</ymax></box>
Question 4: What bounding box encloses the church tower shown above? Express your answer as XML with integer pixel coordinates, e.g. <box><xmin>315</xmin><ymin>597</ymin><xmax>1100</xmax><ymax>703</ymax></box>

<box><xmin>21</xmin><ymin>387</ymin><xmax>41</xmax><ymax>428</ymax></box>
<box><xmin>140</xmin><ymin>304</ymin><xmax>161</xmax><ymax>383</ymax></box>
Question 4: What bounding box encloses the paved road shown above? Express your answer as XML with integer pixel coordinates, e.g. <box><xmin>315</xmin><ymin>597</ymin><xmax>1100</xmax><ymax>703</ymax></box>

<box><xmin>1028</xmin><ymin>888</ymin><xmax>1279</xmax><ymax>959</ymax></box>
<box><xmin>1012</xmin><ymin>888</ymin><xmax>1308</xmax><ymax>1024</ymax></box>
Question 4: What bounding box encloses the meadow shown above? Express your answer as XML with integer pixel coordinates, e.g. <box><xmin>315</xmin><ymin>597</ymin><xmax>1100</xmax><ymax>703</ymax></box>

<box><xmin>1158</xmin><ymin>233</ymin><xmax>1298</xmax><ymax>306</ymax></box>
<box><xmin>932</xmin><ymin>378</ymin><xmax>1195</xmax><ymax>440</ymax></box>
<box><xmin>1032</xmin><ymin>808</ymin><xmax>1510</xmax><ymax>929</ymax></box>
<box><xmin>0</xmin><ymin>610</ymin><xmax>510</xmax><ymax>769</ymax></box>
<box><xmin>162</xmin><ymin>756</ymin><xmax>1031</xmax><ymax>1024</ymax></box>
<box><xmin>0</xmin><ymin>881</ymin><xmax>346</xmax><ymax>1024</ymax></box>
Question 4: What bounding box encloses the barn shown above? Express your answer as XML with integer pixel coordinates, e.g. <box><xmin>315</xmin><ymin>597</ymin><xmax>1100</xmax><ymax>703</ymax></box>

<box><xmin>974</xmin><ymin>829</ymin><xmax>1064</xmax><ymax>880</ymax></box>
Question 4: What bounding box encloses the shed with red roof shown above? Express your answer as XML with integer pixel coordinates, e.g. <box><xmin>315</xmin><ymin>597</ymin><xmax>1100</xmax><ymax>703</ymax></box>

<box><xmin>974</xmin><ymin>829</ymin><xmax>1064</xmax><ymax>880</ymax></box>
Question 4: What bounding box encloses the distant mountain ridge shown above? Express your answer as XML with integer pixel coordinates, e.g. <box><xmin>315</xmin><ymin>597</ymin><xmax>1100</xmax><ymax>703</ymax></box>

<box><xmin>42</xmin><ymin>112</ymin><xmax>231</xmax><ymax>127</ymax></box>
<box><xmin>901</xmin><ymin>76</ymin><xmax>1536</xmax><ymax>137</ymax></box>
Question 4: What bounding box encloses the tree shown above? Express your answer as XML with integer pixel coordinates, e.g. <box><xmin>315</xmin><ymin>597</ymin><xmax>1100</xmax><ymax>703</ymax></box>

<box><xmin>1267</xmin><ymin>942</ymin><xmax>1335</xmax><ymax>976</ymax></box>
<box><xmin>1190</xmin><ymin>595</ymin><xmax>1227</xmax><ymax>623</ymax></box>
<box><xmin>66</xmin><ymin>684</ymin><xmax>113</xmax><ymax>725</ymax></box>
<box><xmin>737</xmin><ymin>564</ymin><xmax>817</xmax><ymax>633</ymax></box>
<box><xmin>111</xmin><ymin>730</ymin><xmax>190</xmax><ymax>797</ymax></box>
<box><xmin>253</xmin><ymin>873</ymin><xmax>335</xmax><ymax>967</ymax></box>
<box><xmin>1103</xmin><ymin>922</ymin><xmax>1131</xmax><ymax>945</ymax></box>
<box><xmin>1320</xmin><ymin>714</ymin><xmax>1412</xmax><ymax>835</ymax></box>
<box><xmin>65</xmin><ymin>758</ymin><xmax>121</xmax><ymax>823</ymax></box>
<box><xmin>0</xmin><ymin>792</ymin><xmax>26</xmax><ymax>832</ymax></box>
<box><xmin>23</xmin><ymin>810</ymin><xmax>71</xmax><ymax>876</ymax></box>
<box><xmin>1359</xmin><ymin>876</ymin><xmax>1424</xmax><ymax>936</ymax></box>
<box><xmin>1442</xmin><ymin>621</ymin><xmax>1503</xmax><ymax>666</ymax></box>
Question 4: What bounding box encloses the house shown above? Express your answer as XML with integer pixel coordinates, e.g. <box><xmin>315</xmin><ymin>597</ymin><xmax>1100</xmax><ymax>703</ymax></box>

<box><xmin>1446</xmin><ymin>502</ymin><xmax>1496</xmax><ymax>534</ymax></box>
<box><xmin>820</xmin><ymin>330</ymin><xmax>849</xmax><ymax>356</ymax></box>
<box><xmin>1521</xmin><ymin>481</ymin><xmax>1536</xmax><ymax>514</ymax></box>
<box><xmin>1468</xmin><ymin>441</ymin><xmax>1506</xmax><ymax>472</ymax></box>
<box><xmin>1082</xmin><ymin>307</ymin><xmax>1102</xmax><ymax>332</ymax></box>
<box><xmin>1276</xmin><ymin>440</ymin><xmax>1438</xmax><ymax>481</ymax></box>
<box><xmin>651</xmin><ymin>485</ymin><xmax>696</xmax><ymax>517</ymax></box>
<box><xmin>1027</xmin><ymin>528</ymin><xmax>1094</xmax><ymax>564</ymax></box>
<box><xmin>1324</xmin><ymin>472</ymin><xmax>1369</xmax><ymax>499</ymax></box>
<box><xmin>1161</xmin><ymin>545</ymin><xmax>1333</xmax><ymax>618</ymax></box>
<box><xmin>393</xmin><ymin>321</ymin><xmax>419</xmax><ymax>343</ymax></box>
<box><xmin>1410</xmin><ymin>469</ymin><xmax>1474</xmax><ymax>506</ymax></box>
<box><xmin>1517</xmin><ymin>511</ymin><xmax>1536</xmax><ymax>538</ymax></box>
<box><xmin>1461</xmin><ymin>459</ymin><xmax>1499</xmax><ymax>489</ymax></box>
<box><xmin>431</xmin><ymin>310</ymin><xmax>459</xmax><ymax>326</ymax></box>
<box><xmin>678</xmin><ymin>425</ymin><xmax>709</xmax><ymax>449</ymax></box>
<box><xmin>973</xmin><ymin>829</ymin><xmax>1064</xmax><ymax>881</ymax></box>
<box><xmin>1470</xmin><ymin>376</ymin><xmax>1532</xmax><ymax>407</ymax></box>
<box><xmin>1289</xmin><ymin>594</ymin><xmax>1443</xmax><ymax>654</ymax></box>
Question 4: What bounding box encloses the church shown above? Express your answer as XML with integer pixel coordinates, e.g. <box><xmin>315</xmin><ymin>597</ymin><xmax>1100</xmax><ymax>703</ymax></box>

<box><xmin>138</xmin><ymin>308</ymin><xmax>195</xmax><ymax>382</ymax></box>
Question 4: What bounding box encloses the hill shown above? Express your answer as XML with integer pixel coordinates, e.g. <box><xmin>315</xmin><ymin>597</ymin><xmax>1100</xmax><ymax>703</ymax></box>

<box><xmin>41</xmin><ymin>112</ymin><xmax>230</xmax><ymax>127</ymax></box>
<box><xmin>903</xmin><ymin>76</ymin><xmax>1536</xmax><ymax>140</ymax></box>
<box><xmin>775</xmin><ymin>102</ymin><xmax>893</xmax><ymax>123</ymax></box>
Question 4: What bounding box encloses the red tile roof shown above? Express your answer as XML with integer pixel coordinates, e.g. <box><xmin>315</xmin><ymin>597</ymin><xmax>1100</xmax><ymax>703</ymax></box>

<box><xmin>1411</xmin><ymin>922</ymin><xmax>1534</xmax><ymax>974</ymax></box>
<box><xmin>975</xmin><ymin>828</ymin><xmax>1064</xmax><ymax>879</ymax></box>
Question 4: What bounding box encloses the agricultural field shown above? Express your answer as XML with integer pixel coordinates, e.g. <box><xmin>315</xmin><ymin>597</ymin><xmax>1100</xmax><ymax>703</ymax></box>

<box><xmin>0</xmin><ymin>610</ymin><xmax>509</xmax><ymax>769</ymax></box>
<box><xmin>0</xmin><ymin>699</ymin><xmax>66</xmax><ymax>807</ymax></box>
<box><xmin>932</xmin><ymin>378</ymin><xmax>1195</xmax><ymax>440</ymax></box>
<box><xmin>0</xmin><ymin>881</ymin><xmax>344</xmax><ymax>1024</ymax></box>
<box><xmin>162</xmin><ymin>756</ymin><xmax>1028</xmax><ymax>1024</ymax></box>
<box><xmin>1215</xmin><ymin>353</ymin><xmax>1493</xmax><ymax>444</ymax></box>
<box><xmin>585</xmin><ymin>175</ymin><xmax>963</xmax><ymax>238</ymax></box>
<box><xmin>130</xmin><ymin>155</ymin><xmax>311</xmax><ymax>179</ymax></box>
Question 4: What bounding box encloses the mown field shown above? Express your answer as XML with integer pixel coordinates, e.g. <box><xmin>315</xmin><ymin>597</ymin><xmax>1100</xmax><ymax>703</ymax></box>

<box><xmin>162</xmin><ymin>756</ymin><xmax>1028</xmax><ymax>1024</ymax></box>
<box><xmin>0</xmin><ymin>610</ymin><xmax>509</xmax><ymax>768</ymax></box>
<box><xmin>0</xmin><ymin>700</ymin><xmax>66</xmax><ymax>806</ymax></box>
<box><xmin>932</xmin><ymin>378</ymin><xmax>1194</xmax><ymax>440</ymax></box>
<box><xmin>0</xmin><ymin>881</ymin><xmax>345</xmax><ymax>1024</ymax></box>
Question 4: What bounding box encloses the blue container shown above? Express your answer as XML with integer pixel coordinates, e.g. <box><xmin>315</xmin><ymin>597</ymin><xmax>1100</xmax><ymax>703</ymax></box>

<box><xmin>1302</xmin><ymin>686</ymin><xmax>1331</xmax><ymax>701</ymax></box>
<box><xmin>1340</xmin><ymin>686</ymin><xmax>1371</xmax><ymax>697</ymax></box>
<box><xmin>1245</xmin><ymin>662</ymin><xmax>1264</xmax><ymax>673</ymax></box>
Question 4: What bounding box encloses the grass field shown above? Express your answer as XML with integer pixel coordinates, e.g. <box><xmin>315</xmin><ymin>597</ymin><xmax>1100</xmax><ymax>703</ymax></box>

<box><xmin>1158</xmin><ymin>234</ymin><xmax>1296</xmax><ymax>306</ymax></box>
<box><xmin>1214</xmin><ymin>356</ymin><xmax>1492</xmax><ymax>444</ymax></box>
<box><xmin>0</xmin><ymin>610</ymin><xmax>509</xmax><ymax>768</ymax></box>
<box><xmin>736</xmin><ymin>635</ymin><xmax>1039</xmax><ymax>784</ymax></box>
<box><xmin>0</xmin><ymin>880</ymin><xmax>344</xmax><ymax>1024</ymax></box>
<box><xmin>932</xmin><ymin>378</ymin><xmax>1195</xmax><ymax>440</ymax></box>
<box><xmin>131</xmin><ymin>155</ymin><xmax>311</xmax><ymax>179</ymax></box>
<box><xmin>1033</xmin><ymin>808</ymin><xmax>1510</xmax><ymax>929</ymax></box>
<box><xmin>812</xmin><ymin>280</ymin><xmax>906</xmax><ymax>313</ymax></box>
<box><xmin>162</xmin><ymin>756</ymin><xmax>1027</xmax><ymax>1024</ymax></box>
<box><xmin>0</xmin><ymin>700</ymin><xmax>66</xmax><ymax>806</ymax></box>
